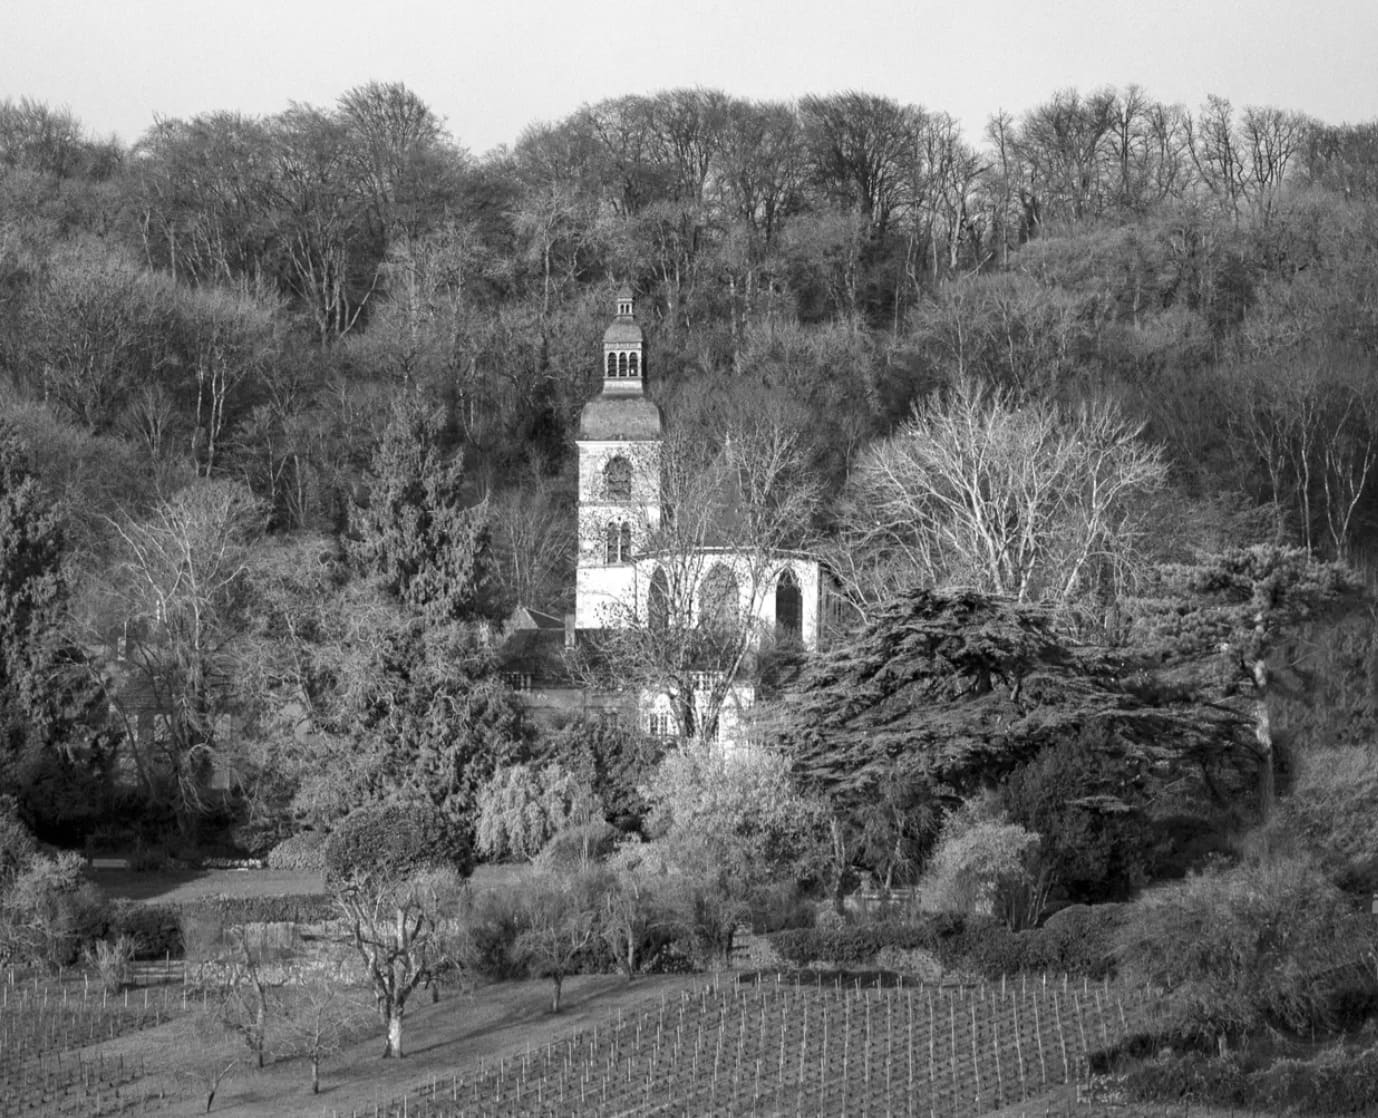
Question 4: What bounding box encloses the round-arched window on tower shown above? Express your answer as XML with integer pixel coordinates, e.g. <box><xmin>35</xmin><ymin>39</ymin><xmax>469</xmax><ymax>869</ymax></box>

<box><xmin>605</xmin><ymin>520</ymin><xmax>632</xmax><ymax>564</ymax></box>
<box><xmin>628</xmin><ymin>352</ymin><xmax>639</xmax><ymax>376</ymax></box>
<box><xmin>618</xmin><ymin>352</ymin><xmax>628</xmax><ymax>377</ymax></box>
<box><xmin>775</xmin><ymin>568</ymin><xmax>803</xmax><ymax>640</ymax></box>
<box><xmin>606</xmin><ymin>352</ymin><xmax>617</xmax><ymax>377</ymax></box>
<box><xmin>604</xmin><ymin>456</ymin><xmax>632</xmax><ymax>500</ymax></box>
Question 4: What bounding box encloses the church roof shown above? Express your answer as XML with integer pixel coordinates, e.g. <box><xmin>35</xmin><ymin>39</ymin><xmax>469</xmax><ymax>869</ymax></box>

<box><xmin>578</xmin><ymin>394</ymin><xmax>663</xmax><ymax>440</ymax></box>
<box><xmin>603</xmin><ymin>318</ymin><xmax>643</xmax><ymax>345</ymax></box>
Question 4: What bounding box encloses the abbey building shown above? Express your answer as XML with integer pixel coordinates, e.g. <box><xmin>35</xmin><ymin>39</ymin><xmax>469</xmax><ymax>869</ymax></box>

<box><xmin>500</xmin><ymin>289</ymin><xmax>823</xmax><ymax>746</ymax></box>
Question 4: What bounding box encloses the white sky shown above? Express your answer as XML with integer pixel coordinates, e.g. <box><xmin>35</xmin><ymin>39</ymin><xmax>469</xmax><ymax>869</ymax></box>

<box><xmin>3</xmin><ymin>0</ymin><xmax>1376</xmax><ymax>156</ymax></box>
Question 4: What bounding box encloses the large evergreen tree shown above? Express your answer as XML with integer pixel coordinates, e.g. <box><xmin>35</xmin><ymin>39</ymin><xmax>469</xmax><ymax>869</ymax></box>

<box><xmin>351</xmin><ymin>395</ymin><xmax>494</xmax><ymax>623</ymax></box>
<box><xmin>0</xmin><ymin>430</ymin><xmax>107</xmax><ymax>831</ymax></box>
<box><xmin>774</xmin><ymin>588</ymin><xmax>1248</xmax><ymax>818</ymax></box>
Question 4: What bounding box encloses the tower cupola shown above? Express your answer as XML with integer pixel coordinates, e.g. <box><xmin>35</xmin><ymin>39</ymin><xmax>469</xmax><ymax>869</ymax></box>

<box><xmin>580</xmin><ymin>286</ymin><xmax>661</xmax><ymax>441</ymax></box>
<box><xmin>601</xmin><ymin>285</ymin><xmax>644</xmax><ymax>395</ymax></box>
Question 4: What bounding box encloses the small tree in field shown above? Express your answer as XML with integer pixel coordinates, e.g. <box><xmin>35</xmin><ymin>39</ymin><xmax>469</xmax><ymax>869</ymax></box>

<box><xmin>324</xmin><ymin>800</ymin><xmax>472</xmax><ymax>1058</ymax></box>
<box><xmin>513</xmin><ymin>870</ymin><xmax>603</xmax><ymax>1012</ymax></box>
<box><xmin>600</xmin><ymin>867</ymin><xmax>675</xmax><ymax>979</ymax></box>
<box><xmin>277</xmin><ymin>978</ymin><xmax>369</xmax><ymax>1094</ymax></box>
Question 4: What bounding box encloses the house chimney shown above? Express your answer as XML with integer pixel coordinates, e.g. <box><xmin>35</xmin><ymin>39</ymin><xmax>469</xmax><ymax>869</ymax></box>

<box><xmin>564</xmin><ymin>613</ymin><xmax>576</xmax><ymax>649</ymax></box>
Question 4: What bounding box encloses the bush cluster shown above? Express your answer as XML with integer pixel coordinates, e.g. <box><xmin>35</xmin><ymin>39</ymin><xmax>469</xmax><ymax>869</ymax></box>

<box><xmin>767</xmin><ymin>904</ymin><xmax>1125</xmax><ymax>979</ymax></box>
<box><xmin>324</xmin><ymin>801</ymin><xmax>473</xmax><ymax>886</ymax></box>
<box><xmin>106</xmin><ymin>899</ymin><xmax>182</xmax><ymax>959</ymax></box>
<box><xmin>534</xmin><ymin>821</ymin><xmax>620</xmax><ymax>872</ymax></box>
<box><xmin>0</xmin><ymin>851</ymin><xmax>109</xmax><ymax>967</ymax></box>
<box><xmin>1115</xmin><ymin>856</ymin><xmax>1376</xmax><ymax>1044</ymax></box>
<box><xmin>266</xmin><ymin>831</ymin><xmax>327</xmax><ymax>872</ymax></box>
<box><xmin>99</xmin><ymin>893</ymin><xmax>336</xmax><ymax>961</ymax></box>
<box><xmin>1122</xmin><ymin>1045</ymin><xmax>1378</xmax><ymax>1114</ymax></box>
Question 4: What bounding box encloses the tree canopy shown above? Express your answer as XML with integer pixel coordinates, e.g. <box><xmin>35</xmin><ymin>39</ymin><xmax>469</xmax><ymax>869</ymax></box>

<box><xmin>775</xmin><ymin>588</ymin><xmax>1248</xmax><ymax>810</ymax></box>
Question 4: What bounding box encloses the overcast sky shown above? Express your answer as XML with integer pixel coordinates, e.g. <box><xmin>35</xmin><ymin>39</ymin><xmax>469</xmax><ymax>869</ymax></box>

<box><xmin>4</xmin><ymin>0</ymin><xmax>1375</xmax><ymax>155</ymax></box>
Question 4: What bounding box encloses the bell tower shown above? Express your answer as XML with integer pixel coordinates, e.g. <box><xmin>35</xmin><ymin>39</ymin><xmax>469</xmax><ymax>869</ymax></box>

<box><xmin>575</xmin><ymin>288</ymin><xmax>663</xmax><ymax>629</ymax></box>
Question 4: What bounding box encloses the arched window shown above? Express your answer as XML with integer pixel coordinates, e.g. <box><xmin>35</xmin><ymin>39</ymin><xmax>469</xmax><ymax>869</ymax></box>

<box><xmin>700</xmin><ymin>564</ymin><xmax>739</xmax><ymax>631</ymax></box>
<box><xmin>648</xmin><ymin>566</ymin><xmax>669</xmax><ymax>631</ymax></box>
<box><xmin>604</xmin><ymin>456</ymin><xmax>632</xmax><ymax>501</ymax></box>
<box><xmin>606</xmin><ymin>520</ymin><xmax>631</xmax><ymax>563</ymax></box>
<box><xmin>618</xmin><ymin>352</ymin><xmax>628</xmax><ymax>377</ymax></box>
<box><xmin>628</xmin><ymin>352</ymin><xmax>639</xmax><ymax>376</ymax></box>
<box><xmin>775</xmin><ymin>568</ymin><xmax>803</xmax><ymax>640</ymax></box>
<box><xmin>606</xmin><ymin>352</ymin><xmax>616</xmax><ymax>377</ymax></box>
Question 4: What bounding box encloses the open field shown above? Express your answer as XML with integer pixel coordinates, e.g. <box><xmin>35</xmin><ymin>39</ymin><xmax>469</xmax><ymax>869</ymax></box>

<box><xmin>0</xmin><ymin>963</ymin><xmax>1299</xmax><ymax>1118</ymax></box>
<box><xmin>0</xmin><ymin>867</ymin><xmax>1285</xmax><ymax>1116</ymax></box>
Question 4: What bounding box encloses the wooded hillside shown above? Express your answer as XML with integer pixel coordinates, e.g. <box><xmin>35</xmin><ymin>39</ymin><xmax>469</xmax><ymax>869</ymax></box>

<box><xmin>2</xmin><ymin>82</ymin><xmax>1376</xmax><ymax>850</ymax></box>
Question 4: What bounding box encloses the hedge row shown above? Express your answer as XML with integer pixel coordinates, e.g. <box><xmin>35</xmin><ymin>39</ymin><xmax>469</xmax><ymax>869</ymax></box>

<box><xmin>1123</xmin><ymin>1046</ymin><xmax>1378</xmax><ymax>1114</ymax></box>
<box><xmin>105</xmin><ymin>893</ymin><xmax>338</xmax><ymax>959</ymax></box>
<box><xmin>768</xmin><ymin>904</ymin><xmax>1127</xmax><ymax>979</ymax></box>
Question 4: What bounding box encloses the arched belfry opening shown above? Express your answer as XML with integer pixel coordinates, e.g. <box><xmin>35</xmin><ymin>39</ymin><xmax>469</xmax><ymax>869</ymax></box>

<box><xmin>601</xmin><ymin>286</ymin><xmax>644</xmax><ymax>390</ymax></box>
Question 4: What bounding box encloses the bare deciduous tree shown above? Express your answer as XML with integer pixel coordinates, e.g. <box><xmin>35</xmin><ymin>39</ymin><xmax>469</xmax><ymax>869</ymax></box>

<box><xmin>832</xmin><ymin>381</ymin><xmax>1166</xmax><ymax>629</ymax></box>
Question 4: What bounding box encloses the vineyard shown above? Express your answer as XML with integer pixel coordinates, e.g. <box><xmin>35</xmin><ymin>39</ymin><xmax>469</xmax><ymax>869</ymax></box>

<box><xmin>356</xmin><ymin>973</ymin><xmax>1153</xmax><ymax>1118</ymax></box>
<box><xmin>0</xmin><ymin>966</ymin><xmax>1290</xmax><ymax>1117</ymax></box>
<box><xmin>0</xmin><ymin>972</ymin><xmax>183</xmax><ymax>1116</ymax></box>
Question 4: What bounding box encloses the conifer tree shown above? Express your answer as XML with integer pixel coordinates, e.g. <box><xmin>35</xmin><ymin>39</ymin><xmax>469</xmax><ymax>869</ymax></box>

<box><xmin>352</xmin><ymin>396</ymin><xmax>493</xmax><ymax>622</ymax></box>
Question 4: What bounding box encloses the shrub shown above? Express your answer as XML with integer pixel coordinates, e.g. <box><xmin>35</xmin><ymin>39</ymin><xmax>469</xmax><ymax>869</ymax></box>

<box><xmin>107</xmin><ymin>899</ymin><xmax>183</xmax><ymax>958</ymax></box>
<box><xmin>540</xmin><ymin>717</ymin><xmax>666</xmax><ymax>834</ymax></box>
<box><xmin>476</xmin><ymin>763</ymin><xmax>602</xmax><ymax>862</ymax></box>
<box><xmin>1032</xmin><ymin>903</ymin><xmax>1127</xmax><ymax>978</ymax></box>
<box><xmin>535</xmin><ymin>820</ymin><xmax>620</xmax><ymax>872</ymax></box>
<box><xmin>324</xmin><ymin>801</ymin><xmax>473</xmax><ymax>887</ymax></box>
<box><xmin>920</xmin><ymin>798</ymin><xmax>1047</xmax><ymax>930</ymax></box>
<box><xmin>180</xmin><ymin>894</ymin><xmax>336</xmax><ymax>928</ymax></box>
<box><xmin>86</xmin><ymin>935</ymin><xmax>134</xmax><ymax>993</ymax></box>
<box><xmin>0</xmin><ymin>852</ymin><xmax>109</xmax><ymax>967</ymax></box>
<box><xmin>748</xmin><ymin>882</ymin><xmax>816</xmax><ymax>935</ymax></box>
<box><xmin>1116</xmin><ymin>855</ymin><xmax>1378</xmax><ymax>1049</ymax></box>
<box><xmin>1123</xmin><ymin>1045</ymin><xmax>1378</xmax><ymax>1114</ymax></box>
<box><xmin>0</xmin><ymin>795</ymin><xmax>37</xmax><ymax>887</ymax></box>
<box><xmin>266</xmin><ymin>831</ymin><xmax>327</xmax><ymax>872</ymax></box>
<box><xmin>1121</xmin><ymin>1052</ymin><xmax>1249</xmax><ymax>1106</ymax></box>
<box><xmin>1285</xmin><ymin>744</ymin><xmax>1378</xmax><ymax>891</ymax></box>
<box><xmin>766</xmin><ymin>909</ymin><xmax>1121</xmax><ymax>979</ymax></box>
<box><xmin>1000</xmin><ymin>739</ymin><xmax>1164</xmax><ymax>902</ymax></box>
<box><xmin>600</xmin><ymin>869</ymin><xmax>680</xmax><ymax>977</ymax></box>
<box><xmin>458</xmin><ymin>884</ymin><xmax>529</xmax><ymax>981</ymax></box>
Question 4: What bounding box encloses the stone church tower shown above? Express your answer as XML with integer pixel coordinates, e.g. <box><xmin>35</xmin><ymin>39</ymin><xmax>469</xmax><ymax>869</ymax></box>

<box><xmin>574</xmin><ymin>288</ymin><xmax>663</xmax><ymax>628</ymax></box>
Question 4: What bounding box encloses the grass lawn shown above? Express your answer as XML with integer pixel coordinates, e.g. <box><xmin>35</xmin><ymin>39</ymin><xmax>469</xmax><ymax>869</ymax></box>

<box><xmin>90</xmin><ymin>866</ymin><xmax>326</xmax><ymax>903</ymax></box>
<box><xmin>90</xmin><ymin>860</ymin><xmax>524</xmax><ymax>905</ymax></box>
